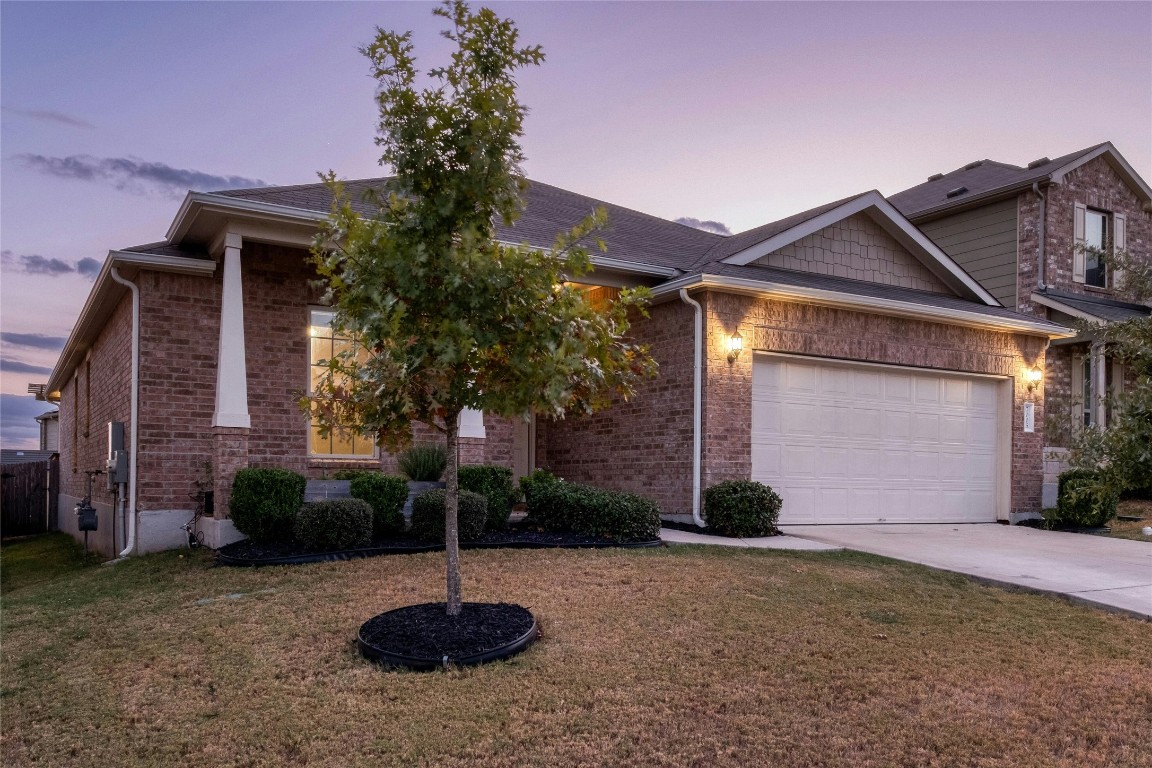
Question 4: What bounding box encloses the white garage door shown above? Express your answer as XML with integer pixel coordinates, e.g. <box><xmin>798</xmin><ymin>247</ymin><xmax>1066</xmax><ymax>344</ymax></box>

<box><xmin>752</xmin><ymin>355</ymin><xmax>1001</xmax><ymax>524</ymax></box>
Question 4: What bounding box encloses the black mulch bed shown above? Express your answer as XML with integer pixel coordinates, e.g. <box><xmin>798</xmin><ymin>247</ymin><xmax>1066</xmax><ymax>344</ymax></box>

<box><xmin>659</xmin><ymin>519</ymin><xmax>781</xmax><ymax>538</ymax></box>
<box><xmin>216</xmin><ymin>521</ymin><xmax>662</xmax><ymax>567</ymax></box>
<box><xmin>359</xmin><ymin>601</ymin><xmax>538</xmax><ymax>670</ymax></box>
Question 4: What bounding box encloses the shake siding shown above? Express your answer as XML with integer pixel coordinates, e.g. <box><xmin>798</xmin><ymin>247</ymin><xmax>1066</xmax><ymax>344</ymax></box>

<box><xmin>918</xmin><ymin>199</ymin><xmax>1018</xmax><ymax>309</ymax></box>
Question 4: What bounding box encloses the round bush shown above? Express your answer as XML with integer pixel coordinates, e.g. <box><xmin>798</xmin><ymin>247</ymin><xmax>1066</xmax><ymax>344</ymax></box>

<box><xmin>528</xmin><ymin>480</ymin><xmax>661</xmax><ymax>541</ymax></box>
<box><xmin>704</xmin><ymin>480</ymin><xmax>782</xmax><ymax>538</ymax></box>
<box><xmin>519</xmin><ymin>468</ymin><xmax>558</xmax><ymax>515</ymax></box>
<box><xmin>229</xmin><ymin>468</ymin><xmax>307</xmax><ymax>542</ymax></box>
<box><xmin>349</xmin><ymin>472</ymin><xmax>408</xmax><ymax>536</ymax></box>
<box><xmin>409</xmin><ymin>489</ymin><xmax>487</xmax><ymax>543</ymax></box>
<box><xmin>294</xmin><ymin>498</ymin><xmax>373</xmax><ymax>552</ymax></box>
<box><xmin>1049</xmin><ymin>469</ymin><xmax>1118</xmax><ymax>528</ymax></box>
<box><xmin>458</xmin><ymin>465</ymin><xmax>516</xmax><ymax>530</ymax></box>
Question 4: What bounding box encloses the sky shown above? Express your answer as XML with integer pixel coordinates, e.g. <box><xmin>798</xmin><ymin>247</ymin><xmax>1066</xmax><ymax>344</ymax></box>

<box><xmin>1</xmin><ymin>0</ymin><xmax>1150</xmax><ymax>448</ymax></box>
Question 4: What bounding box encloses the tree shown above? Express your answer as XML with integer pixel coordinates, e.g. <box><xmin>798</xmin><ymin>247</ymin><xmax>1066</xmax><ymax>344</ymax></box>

<box><xmin>306</xmin><ymin>1</ymin><xmax>656</xmax><ymax>615</ymax></box>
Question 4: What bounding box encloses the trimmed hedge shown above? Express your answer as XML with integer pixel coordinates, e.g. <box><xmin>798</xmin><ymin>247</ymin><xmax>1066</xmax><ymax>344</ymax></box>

<box><xmin>1048</xmin><ymin>469</ymin><xmax>1118</xmax><ymax>528</ymax></box>
<box><xmin>349</xmin><ymin>472</ymin><xmax>408</xmax><ymax>536</ymax></box>
<box><xmin>459</xmin><ymin>465</ymin><xmax>516</xmax><ymax>530</ymax></box>
<box><xmin>409</xmin><ymin>489</ymin><xmax>488</xmax><ymax>543</ymax></box>
<box><xmin>520</xmin><ymin>468</ymin><xmax>559</xmax><ymax>513</ymax></box>
<box><xmin>530</xmin><ymin>481</ymin><xmax>660</xmax><ymax>542</ymax></box>
<box><xmin>398</xmin><ymin>444</ymin><xmax>447</xmax><ymax>481</ymax></box>
<box><xmin>229</xmin><ymin>468</ymin><xmax>307</xmax><ymax>542</ymax></box>
<box><xmin>294</xmin><ymin>498</ymin><xmax>373</xmax><ymax>552</ymax></box>
<box><xmin>703</xmin><ymin>480</ymin><xmax>782</xmax><ymax>538</ymax></box>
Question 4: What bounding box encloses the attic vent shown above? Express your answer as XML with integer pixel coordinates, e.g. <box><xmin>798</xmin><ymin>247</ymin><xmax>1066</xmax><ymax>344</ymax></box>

<box><xmin>927</xmin><ymin>173</ymin><xmax>944</xmax><ymax>181</ymax></box>
<box><xmin>964</xmin><ymin>160</ymin><xmax>984</xmax><ymax>170</ymax></box>
<box><xmin>946</xmin><ymin>186</ymin><xmax>969</xmax><ymax>198</ymax></box>
<box><xmin>1027</xmin><ymin>157</ymin><xmax>1051</xmax><ymax>169</ymax></box>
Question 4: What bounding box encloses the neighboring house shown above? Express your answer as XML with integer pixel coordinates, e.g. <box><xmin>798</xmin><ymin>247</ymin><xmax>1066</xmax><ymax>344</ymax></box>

<box><xmin>48</xmin><ymin>172</ymin><xmax>1073</xmax><ymax>556</ymax></box>
<box><xmin>35</xmin><ymin>410</ymin><xmax>60</xmax><ymax>452</ymax></box>
<box><xmin>890</xmin><ymin>142</ymin><xmax>1152</xmax><ymax>451</ymax></box>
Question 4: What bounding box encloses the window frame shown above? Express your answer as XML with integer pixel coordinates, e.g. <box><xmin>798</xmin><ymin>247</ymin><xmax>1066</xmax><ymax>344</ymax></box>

<box><xmin>1083</xmin><ymin>208</ymin><xmax>1110</xmax><ymax>288</ymax></box>
<box><xmin>306</xmin><ymin>307</ymin><xmax>378</xmax><ymax>459</ymax></box>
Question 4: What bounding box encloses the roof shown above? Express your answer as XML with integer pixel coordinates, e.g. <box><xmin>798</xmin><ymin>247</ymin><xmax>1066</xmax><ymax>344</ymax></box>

<box><xmin>889</xmin><ymin>144</ymin><xmax>1107</xmax><ymax>220</ymax></box>
<box><xmin>216</xmin><ymin>177</ymin><xmax>723</xmax><ymax>272</ymax></box>
<box><xmin>1032</xmin><ymin>289</ymin><xmax>1151</xmax><ymax>324</ymax></box>
<box><xmin>120</xmin><ymin>241</ymin><xmax>211</xmax><ymax>260</ymax></box>
<box><xmin>1</xmin><ymin>449</ymin><xmax>57</xmax><ymax>465</ymax></box>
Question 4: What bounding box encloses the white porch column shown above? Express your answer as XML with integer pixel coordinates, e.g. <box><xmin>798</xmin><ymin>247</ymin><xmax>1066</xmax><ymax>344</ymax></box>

<box><xmin>1091</xmin><ymin>340</ymin><xmax>1107</xmax><ymax>428</ymax></box>
<box><xmin>213</xmin><ymin>233</ymin><xmax>250</xmax><ymax>428</ymax></box>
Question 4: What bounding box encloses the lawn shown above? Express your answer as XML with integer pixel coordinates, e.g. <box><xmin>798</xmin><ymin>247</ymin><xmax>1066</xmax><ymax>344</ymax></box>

<box><xmin>2</xmin><ymin>534</ymin><xmax>1150</xmax><ymax>768</ymax></box>
<box><xmin>1110</xmin><ymin>499</ymin><xmax>1152</xmax><ymax>542</ymax></box>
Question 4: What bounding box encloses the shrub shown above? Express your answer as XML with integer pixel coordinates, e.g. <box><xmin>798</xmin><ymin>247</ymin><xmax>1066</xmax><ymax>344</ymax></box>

<box><xmin>229</xmin><ymin>468</ymin><xmax>306</xmax><ymax>542</ymax></box>
<box><xmin>349</xmin><ymin>473</ymin><xmax>408</xmax><ymax>536</ymax></box>
<box><xmin>1048</xmin><ymin>469</ymin><xmax>1118</xmax><ymax>528</ymax></box>
<box><xmin>520</xmin><ymin>468</ymin><xmax>558</xmax><ymax>513</ymax></box>
<box><xmin>409</xmin><ymin>489</ymin><xmax>488</xmax><ymax>543</ymax></box>
<box><xmin>703</xmin><ymin>480</ymin><xmax>782</xmax><ymax>538</ymax></box>
<box><xmin>332</xmin><ymin>469</ymin><xmax>374</xmax><ymax>481</ymax></box>
<box><xmin>397</xmin><ymin>444</ymin><xmax>447</xmax><ymax>481</ymax></box>
<box><xmin>459</xmin><ymin>465</ymin><xmax>516</xmax><ymax>530</ymax></box>
<box><xmin>530</xmin><ymin>481</ymin><xmax>660</xmax><ymax>542</ymax></box>
<box><xmin>294</xmin><ymin>498</ymin><xmax>373</xmax><ymax>552</ymax></box>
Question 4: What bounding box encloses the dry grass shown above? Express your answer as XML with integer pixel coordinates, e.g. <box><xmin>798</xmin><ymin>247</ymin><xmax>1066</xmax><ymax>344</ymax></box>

<box><xmin>1109</xmin><ymin>500</ymin><xmax>1152</xmax><ymax>542</ymax></box>
<box><xmin>3</xmin><ymin>534</ymin><xmax>1151</xmax><ymax>768</ymax></box>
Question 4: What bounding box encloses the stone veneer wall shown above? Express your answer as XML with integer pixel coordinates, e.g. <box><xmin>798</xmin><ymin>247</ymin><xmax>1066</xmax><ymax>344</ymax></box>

<box><xmin>701</xmin><ymin>291</ymin><xmax>1050</xmax><ymax>515</ymax></box>
<box><xmin>758</xmin><ymin>213</ymin><xmax>951</xmax><ymax>293</ymax></box>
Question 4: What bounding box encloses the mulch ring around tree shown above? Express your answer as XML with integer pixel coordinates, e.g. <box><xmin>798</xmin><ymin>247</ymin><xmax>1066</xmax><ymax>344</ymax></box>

<box><xmin>358</xmin><ymin>602</ymin><xmax>538</xmax><ymax>671</ymax></box>
<box><xmin>215</xmin><ymin>522</ymin><xmax>662</xmax><ymax>567</ymax></box>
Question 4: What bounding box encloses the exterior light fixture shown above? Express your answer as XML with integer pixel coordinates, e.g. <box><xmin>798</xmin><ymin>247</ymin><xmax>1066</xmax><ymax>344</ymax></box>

<box><xmin>1024</xmin><ymin>367</ymin><xmax>1043</xmax><ymax>392</ymax></box>
<box><xmin>727</xmin><ymin>331</ymin><xmax>743</xmax><ymax>364</ymax></box>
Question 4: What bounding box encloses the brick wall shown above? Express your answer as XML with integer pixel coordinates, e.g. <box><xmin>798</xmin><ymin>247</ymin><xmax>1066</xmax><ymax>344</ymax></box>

<box><xmin>761</xmin><ymin>213</ymin><xmax>951</xmax><ymax>293</ymax></box>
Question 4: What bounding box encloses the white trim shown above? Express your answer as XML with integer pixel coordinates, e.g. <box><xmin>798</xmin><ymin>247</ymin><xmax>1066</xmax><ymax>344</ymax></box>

<box><xmin>305</xmin><ymin>307</ymin><xmax>379</xmax><ymax>459</ymax></box>
<box><xmin>459</xmin><ymin>408</ymin><xmax>486</xmax><ymax>439</ymax></box>
<box><xmin>1028</xmin><ymin>292</ymin><xmax>1112</xmax><ymax>325</ymax></box>
<box><xmin>212</xmin><ymin>237</ymin><xmax>250</xmax><ymax>429</ymax></box>
<box><xmin>1049</xmin><ymin>143</ymin><xmax>1152</xmax><ymax>203</ymax></box>
<box><xmin>166</xmin><ymin>192</ymin><xmax>327</xmax><ymax>243</ymax></box>
<box><xmin>720</xmin><ymin>190</ymin><xmax>999</xmax><ymax>305</ymax></box>
<box><xmin>755</xmin><ymin>350</ymin><xmax>1014</xmax><ymax>382</ymax></box>
<box><xmin>652</xmin><ymin>274</ymin><xmax>1074</xmax><ymax>338</ymax></box>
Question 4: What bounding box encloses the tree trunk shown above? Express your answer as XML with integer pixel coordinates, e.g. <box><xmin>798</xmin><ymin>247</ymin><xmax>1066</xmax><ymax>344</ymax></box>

<box><xmin>444</xmin><ymin>409</ymin><xmax>463</xmax><ymax>616</ymax></box>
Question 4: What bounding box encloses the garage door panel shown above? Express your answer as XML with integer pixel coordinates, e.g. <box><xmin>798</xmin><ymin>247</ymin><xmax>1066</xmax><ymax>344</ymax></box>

<box><xmin>752</xmin><ymin>356</ymin><xmax>1000</xmax><ymax>525</ymax></box>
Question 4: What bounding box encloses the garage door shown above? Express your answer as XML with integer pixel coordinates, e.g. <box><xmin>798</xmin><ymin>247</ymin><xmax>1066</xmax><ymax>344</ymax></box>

<box><xmin>751</xmin><ymin>355</ymin><xmax>1001</xmax><ymax>524</ymax></box>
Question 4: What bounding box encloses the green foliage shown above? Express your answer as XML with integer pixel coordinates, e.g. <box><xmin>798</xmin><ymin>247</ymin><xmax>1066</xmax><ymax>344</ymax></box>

<box><xmin>349</xmin><ymin>473</ymin><xmax>408</xmax><ymax>536</ymax></box>
<box><xmin>519</xmin><ymin>468</ymin><xmax>558</xmax><ymax>512</ymax></box>
<box><xmin>332</xmin><ymin>469</ymin><xmax>374</xmax><ymax>481</ymax></box>
<box><xmin>397</xmin><ymin>444</ymin><xmax>448</xmax><ymax>481</ymax></box>
<box><xmin>294</xmin><ymin>499</ymin><xmax>374</xmax><ymax>552</ymax></box>
<box><xmin>703</xmin><ymin>480</ymin><xmax>782</xmax><ymax>538</ymax></box>
<box><xmin>530</xmin><ymin>481</ymin><xmax>660</xmax><ymax>542</ymax></box>
<box><xmin>229</xmin><ymin>468</ymin><xmax>307</xmax><ymax>543</ymax></box>
<box><xmin>1045</xmin><ymin>469</ymin><xmax>1118</xmax><ymax>529</ymax></box>
<box><xmin>458</xmin><ymin>465</ymin><xmax>516</xmax><ymax>530</ymax></box>
<box><xmin>410</xmin><ymin>489</ymin><xmax>487</xmax><ymax>543</ymax></box>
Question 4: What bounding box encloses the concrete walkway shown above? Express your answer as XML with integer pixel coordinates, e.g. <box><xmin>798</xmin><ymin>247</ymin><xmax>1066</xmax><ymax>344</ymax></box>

<box><xmin>659</xmin><ymin>527</ymin><xmax>842</xmax><ymax>551</ymax></box>
<box><xmin>781</xmin><ymin>523</ymin><xmax>1152</xmax><ymax>620</ymax></box>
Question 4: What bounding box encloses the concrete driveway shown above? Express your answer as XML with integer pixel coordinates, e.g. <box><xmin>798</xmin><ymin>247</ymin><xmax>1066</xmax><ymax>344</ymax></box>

<box><xmin>780</xmin><ymin>523</ymin><xmax>1152</xmax><ymax>620</ymax></box>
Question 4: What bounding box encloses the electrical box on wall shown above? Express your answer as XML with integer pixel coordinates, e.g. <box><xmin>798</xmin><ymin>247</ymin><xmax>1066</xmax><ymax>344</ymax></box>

<box><xmin>106</xmin><ymin>421</ymin><xmax>128</xmax><ymax>490</ymax></box>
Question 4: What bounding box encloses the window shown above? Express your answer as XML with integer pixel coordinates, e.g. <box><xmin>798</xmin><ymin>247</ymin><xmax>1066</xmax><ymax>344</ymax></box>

<box><xmin>308</xmin><ymin>309</ymin><xmax>375</xmax><ymax>458</ymax></box>
<box><xmin>1083</xmin><ymin>209</ymin><xmax>1109</xmax><ymax>288</ymax></box>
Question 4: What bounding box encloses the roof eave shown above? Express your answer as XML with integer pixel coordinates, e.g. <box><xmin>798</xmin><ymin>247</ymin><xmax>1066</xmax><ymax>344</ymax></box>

<box><xmin>166</xmin><ymin>192</ymin><xmax>329</xmax><ymax>246</ymax></box>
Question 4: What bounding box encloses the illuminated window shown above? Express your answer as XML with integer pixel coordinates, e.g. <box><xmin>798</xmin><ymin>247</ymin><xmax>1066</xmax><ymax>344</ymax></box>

<box><xmin>308</xmin><ymin>309</ymin><xmax>375</xmax><ymax>458</ymax></box>
<box><xmin>567</xmin><ymin>283</ymin><xmax>621</xmax><ymax>312</ymax></box>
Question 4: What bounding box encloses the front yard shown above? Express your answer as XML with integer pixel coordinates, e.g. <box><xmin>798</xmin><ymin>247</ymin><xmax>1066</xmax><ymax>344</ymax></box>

<box><xmin>2</xmin><ymin>534</ymin><xmax>1150</xmax><ymax>767</ymax></box>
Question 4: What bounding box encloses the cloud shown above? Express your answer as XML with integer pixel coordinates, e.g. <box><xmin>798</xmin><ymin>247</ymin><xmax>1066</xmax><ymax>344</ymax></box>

<box><xmin>0</xmin><ymin>394</ymin><xmax>56</xmax><ymax>450</ymax></box>
<box><xmin>674</xmin><ymin>217</ymin><xmax>732</xmax><ymax>236</ymax></box>
<box><xmin>1</xmin><ymin>250</ymin><xmax>101</xmax><ymax>280</ymax></box>
<box><xmin>2</xmin><ymin>106</ymin><xmax>94</xmax><ymax>129</ymax></box>
<box><xmin>0</xmin><ymin>333</ymin><xmax>67</xmax><ymax>351</ymax></box>
<box><xmin>0</xmin><ymin>358</ymin><xmax>53</xmax><ymax>376</ymax></box>
<box><xmin>15</xmin><ymin>154</ymin><xmax>269</xmax><ymax>199</ymax></box>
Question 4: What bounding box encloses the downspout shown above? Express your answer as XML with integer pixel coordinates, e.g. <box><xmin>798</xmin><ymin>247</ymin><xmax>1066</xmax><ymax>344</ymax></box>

<box><xmin>678</xmin><ymin>289</ymin><xmax>705</xmax><ymax>527</ymax></box>
<box><xmin>108</xmin><ymin>267</ymin><xmax>140</xmax><ymax>559</ymax></box>
<box><xmin>1032</xmin><ymin>182</ymin><xmax>1047</xmax><ymax>291</ymax></box>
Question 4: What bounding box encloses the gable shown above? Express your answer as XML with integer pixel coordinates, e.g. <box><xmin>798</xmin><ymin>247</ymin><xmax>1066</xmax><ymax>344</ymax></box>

<box><xmin>752</xmin><ymin>212</ymin><xmax>952</xmax><ymax>294</ymax></box>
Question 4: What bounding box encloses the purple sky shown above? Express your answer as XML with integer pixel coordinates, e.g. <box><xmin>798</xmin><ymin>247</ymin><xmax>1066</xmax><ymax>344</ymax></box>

<box><xmin>1</xmin><ymin>1</ymin><xmax>1149</xmax><ymax>448</ymax></box>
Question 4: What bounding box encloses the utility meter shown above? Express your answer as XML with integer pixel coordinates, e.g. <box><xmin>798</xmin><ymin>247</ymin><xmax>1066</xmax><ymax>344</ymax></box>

<box><xmin>106</xmin><ymin>421</ymin><xmax>128</xmax><ymax>491</ymax></box>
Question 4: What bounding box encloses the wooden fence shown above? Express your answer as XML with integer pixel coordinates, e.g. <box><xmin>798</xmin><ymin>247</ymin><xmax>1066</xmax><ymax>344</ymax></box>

<box><xmin>1</xmin><ymin>457</ymin><xmax>58</xmax><ymax>537</ymax></box>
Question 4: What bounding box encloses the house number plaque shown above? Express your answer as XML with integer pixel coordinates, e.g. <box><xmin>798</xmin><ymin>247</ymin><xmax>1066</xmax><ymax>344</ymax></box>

<box><xmin>1023</xmin><ymin>402</ymin><xmax>1035</xmax><ymax>433</ymax></box>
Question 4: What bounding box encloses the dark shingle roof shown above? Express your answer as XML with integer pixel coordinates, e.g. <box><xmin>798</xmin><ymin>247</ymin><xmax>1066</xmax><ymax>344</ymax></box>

<box><xmin>1037</xmin><ymin>289</ymin><xmax>1151</xmax><ymax>323</ymax></box>
<box><xmin>889</xmin><ymin>144</ymin><xmax>1107</xmax><ymax>220</ymax></box>
<box><xmin>121</xmin><ymin>241</ymin><xmax>211</xmax><ymax>260</ymax></box>
<box><xmin>1</xmin><ymin>449</ymin><xmax>57</xmax><ymax>465</ymax></box>
<box><xmin>216</xmin><ymin>177</ymin><xmax>723</xmax><ymax>272</ymax></box>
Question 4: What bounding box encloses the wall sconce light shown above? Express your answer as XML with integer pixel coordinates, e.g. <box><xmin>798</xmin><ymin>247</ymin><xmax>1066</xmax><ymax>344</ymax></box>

<box><xmin>727</xmin><ymin>331</ymin><xmax>743</xmax><ymax>364</ymax></box>
<box><xmin>1024</xmin><ymin>367</ymin><xmax>1043</xmax><ymax>392</ymax></box>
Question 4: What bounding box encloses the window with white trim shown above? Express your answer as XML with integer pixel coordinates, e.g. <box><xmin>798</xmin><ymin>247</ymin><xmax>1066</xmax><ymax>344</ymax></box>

<box><xmin>308</xmin><ymin>309</ymin><xmax>376</xmax><ymax>458</ymax></box>
<box><xmin>1083</xmin><ymin>209</ymin><xmax>1109</xmax><ymax>288</ymax></box>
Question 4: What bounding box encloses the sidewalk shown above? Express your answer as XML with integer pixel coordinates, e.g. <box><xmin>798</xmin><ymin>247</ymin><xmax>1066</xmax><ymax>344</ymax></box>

<box><xmin>659</xmin><ymin>527</ymin><xmax>842</xmax><ymax>551</ymax></box>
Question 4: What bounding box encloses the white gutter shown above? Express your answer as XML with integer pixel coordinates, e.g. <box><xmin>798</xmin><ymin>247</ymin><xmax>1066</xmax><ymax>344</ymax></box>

<box><xmin>652</xmin><ymin>273</ymin><xmax>1074</xmax><ymax>338</ymax></box>
<box><xmin>678</xmin><ymin>289</ymin><xmax>705</xmax><ymax>527</ymax></box>
<box><xmin>107</xmin><ymin>267</ymin><xmax>140</xmax><ymax>560</ymax></box>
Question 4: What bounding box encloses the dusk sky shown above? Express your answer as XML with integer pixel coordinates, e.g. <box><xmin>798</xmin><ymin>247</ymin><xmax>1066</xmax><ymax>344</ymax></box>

<box><xmin>1</xmin><ymin>1</ymin><xmax>1149</xmax><ymax>448</ymax></box>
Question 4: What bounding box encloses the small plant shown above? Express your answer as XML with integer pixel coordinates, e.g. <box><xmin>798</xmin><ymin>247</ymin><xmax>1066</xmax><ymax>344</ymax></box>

<box><xmin>229</xmin><ymin>468</ymin><xmax>307</xmax><ymax>542</ymax></box>
<box><xmin>349</xmin><ymin>472</ymin><xmax>408</xmax><ymax>536</ymax></box>
<box><xmin>519</xmin><ymin>468</ymin><xmax>558</xmax><ymax>513</ymax></box>
<box><xmin>530</xmin><ymin>481</ymin><xmax>660</xmax><ymax>541</ymax></box>
<box><xmin>410</xmin><ymin>489</ymin><xmax>487</xmax><ymax>543</ymax></box>
<box><xmin>703</xmin><ymin>480</ymin><xmax>782</xmax><ymax>538</ymax></box>
<box><xmin>397</xmin><ymin>444</ymin><xmax>447</xmax><ymax>481</ymax></box>
<box><xmin>332</xmin><ymin>469</ymin><xmax>375</xmax><ymax>481</ymax></box>
<box><xmin>294</xmin><ymin>498</ymin><xmax>373</xmax><ymax>552</ymax></box>
<box><xmin>1047</xmin><ymin>469</ymin><xmax>1118</xmax><ymax>529</ymax></box>
<box><xmin>459</xmin><ymin>465</ymin><xmax>516</xmax><ymax>530</ymax></box>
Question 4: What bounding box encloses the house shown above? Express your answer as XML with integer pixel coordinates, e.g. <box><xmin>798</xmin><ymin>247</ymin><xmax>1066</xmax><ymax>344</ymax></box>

<box><xmin>890</xmin><ymin>142</ymin><xmax>1151</xmax><ymax>504</ymax></box>
<box><xmin>47</xmin><ymin>167</ymin><xmax>1078</xmax><ymax>556</ymax></box>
